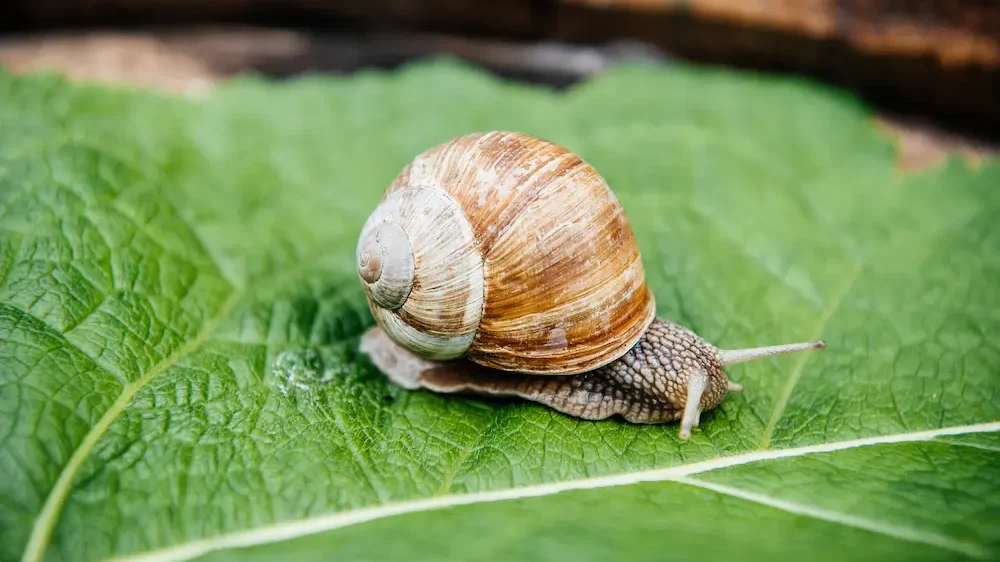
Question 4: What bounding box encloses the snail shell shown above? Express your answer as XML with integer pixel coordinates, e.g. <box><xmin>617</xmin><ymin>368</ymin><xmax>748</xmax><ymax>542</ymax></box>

<box><xmin>356</xmin><ymin>131</ymin><xmax>655</xmax><ymax>374</ymax></box>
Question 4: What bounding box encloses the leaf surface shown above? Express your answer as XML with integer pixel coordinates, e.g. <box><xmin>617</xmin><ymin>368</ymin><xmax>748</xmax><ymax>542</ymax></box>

<box><xmin>0</xmin><ymin>62</ymin><xmax>997</xmax><ymax>562</ymax></box>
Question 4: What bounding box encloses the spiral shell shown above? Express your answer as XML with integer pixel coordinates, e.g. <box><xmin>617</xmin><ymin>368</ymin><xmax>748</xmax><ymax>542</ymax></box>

<box><xmin>357</xmin><ymin>131</ymin><xmax>655</xmax><ymax>375</ymax></box>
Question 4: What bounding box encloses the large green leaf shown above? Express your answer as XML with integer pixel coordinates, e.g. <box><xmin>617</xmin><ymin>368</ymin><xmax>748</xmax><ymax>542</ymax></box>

<box><xmin>0</xmin><ymin>60</ymin><xmax>997</xmax><ymax>562</ymax></box>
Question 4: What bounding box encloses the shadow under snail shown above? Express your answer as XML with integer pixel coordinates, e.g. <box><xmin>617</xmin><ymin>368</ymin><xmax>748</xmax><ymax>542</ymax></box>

<box><xmin>356</xmin><ymin>131</ymin><xmax>825</xmax><ymax>439</ymax></box>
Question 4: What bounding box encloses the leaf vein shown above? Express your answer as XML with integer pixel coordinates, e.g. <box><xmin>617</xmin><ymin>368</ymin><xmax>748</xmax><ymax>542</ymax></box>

<box><xmin>675</xmin><ymin>477</ymin><xmax>989</xmax><ymax>559</ymax></box>
<box><xmin>100</xmin><ymin>421</ymin><xmax>1000</xmax><ymax>562</ymax></box>
<box><xmin>0</xmin><ymin>302</ymin><xmax>126</xmax><ymax>384</ymax></box>
<box><xmin>19</xmin><ymin>255</ymin><xmax>327</xmax><ymax>562</ymax></box>
<box><xmin>759</xmin><ymin>261</ymin><xmax>862</xmax><ymax>449</ymax></box>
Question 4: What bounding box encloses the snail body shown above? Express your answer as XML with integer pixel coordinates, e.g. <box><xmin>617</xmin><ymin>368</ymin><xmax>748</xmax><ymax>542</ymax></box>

<box><xmin>357</xmin><ymin>132</ymin><xmax>824</xmax><ymax>439</ymax></box>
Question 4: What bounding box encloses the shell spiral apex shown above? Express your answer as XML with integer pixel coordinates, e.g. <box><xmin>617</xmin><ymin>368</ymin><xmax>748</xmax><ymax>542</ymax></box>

<box><xmin>356</xmin><ymin>222</ymin><xmax>414</xmax><ymax>310</ymax></box>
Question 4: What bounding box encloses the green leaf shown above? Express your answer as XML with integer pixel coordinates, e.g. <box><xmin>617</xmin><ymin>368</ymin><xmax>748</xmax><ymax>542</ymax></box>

<box><xmin>1</xmin><ymin>60</ymin><xmax>998</xmax><ymax>562</ymax></box>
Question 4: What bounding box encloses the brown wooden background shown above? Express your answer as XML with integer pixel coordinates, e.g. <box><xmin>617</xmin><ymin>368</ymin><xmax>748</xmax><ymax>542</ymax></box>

<box><xmin>1</xmin><ymin>0</ymin><xmax>997</xmax><ymax>161</ymax></box>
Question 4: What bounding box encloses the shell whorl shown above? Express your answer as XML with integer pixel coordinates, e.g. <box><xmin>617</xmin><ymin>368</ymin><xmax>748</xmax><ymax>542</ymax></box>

<box><xmin>356</xmin><ymin>222</ymin><xmax>414</xmax><ymax>310</ymax></box>
<box><xmin>357</xmin><ymin>186</ymin><xmax>485</xmax><ymax>360</ymax></box>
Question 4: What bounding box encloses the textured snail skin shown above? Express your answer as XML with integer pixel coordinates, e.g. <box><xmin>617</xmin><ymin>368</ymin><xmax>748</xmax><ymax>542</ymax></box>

<box><xmin>361</xmin><ymin>318</ymin><xmax>732</xmax><ymax>435</ymax></box>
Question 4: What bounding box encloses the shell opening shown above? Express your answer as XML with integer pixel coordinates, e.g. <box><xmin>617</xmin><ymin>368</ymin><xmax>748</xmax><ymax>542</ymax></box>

<box><xmin>357</xmin><ymin>222</ymin><xmax>414</xmax><ymax>310</ymax></box>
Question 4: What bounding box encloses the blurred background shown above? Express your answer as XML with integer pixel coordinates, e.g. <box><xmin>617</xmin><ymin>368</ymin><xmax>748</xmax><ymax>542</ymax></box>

<box><xmin>0</xmin><ymin>0</ymin><xmax>996</xmax><ymax>169</ymax></box>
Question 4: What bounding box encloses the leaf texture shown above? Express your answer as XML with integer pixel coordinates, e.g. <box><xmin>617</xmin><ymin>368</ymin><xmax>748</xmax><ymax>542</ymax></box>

<box><xmin>0</xmin><ymin>61</ymin><xmax>997</xmax><ymax>562</ymax></box>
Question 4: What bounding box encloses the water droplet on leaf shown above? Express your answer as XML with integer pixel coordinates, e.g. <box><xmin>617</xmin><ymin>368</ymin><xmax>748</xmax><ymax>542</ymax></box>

<box><xmin>273</xmin><ymin>349</ymin><xmax>328</xmax><ymax>395</ymax></box>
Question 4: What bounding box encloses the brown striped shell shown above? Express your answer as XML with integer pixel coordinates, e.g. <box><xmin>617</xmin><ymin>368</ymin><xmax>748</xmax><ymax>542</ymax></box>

<box><xmin>356</xmin><ymin>131</ymin><xmax>656</xmax><ymax>375</ymax></box>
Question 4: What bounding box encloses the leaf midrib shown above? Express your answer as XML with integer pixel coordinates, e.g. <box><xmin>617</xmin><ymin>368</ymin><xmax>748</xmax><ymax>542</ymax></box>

<box><xmin>104</xmin><ymin>422</ymin><xmax>1000</xmax><ymax>562</ymax></box>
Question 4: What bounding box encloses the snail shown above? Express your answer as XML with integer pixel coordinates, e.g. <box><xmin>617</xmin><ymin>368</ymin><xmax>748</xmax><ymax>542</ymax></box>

<box><xmin>356</xmin><ymin>131</ymin><xmax>825</xmax><ymax>439</ymax></box>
